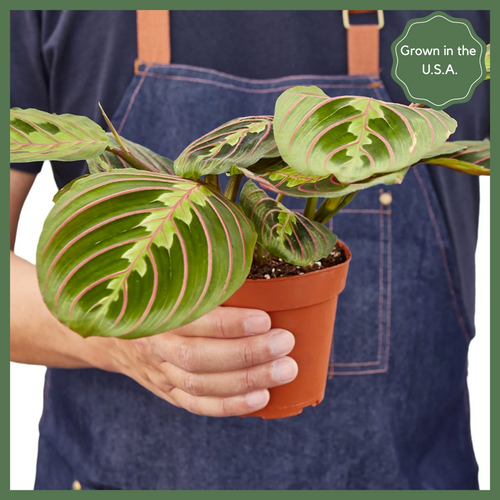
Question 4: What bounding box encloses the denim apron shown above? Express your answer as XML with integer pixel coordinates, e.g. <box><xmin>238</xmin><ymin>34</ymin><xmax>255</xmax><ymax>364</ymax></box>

<box><xmin>34</xmin><ymin>11</ymin><xmax>478</xmax><ymax>490</ymax></box>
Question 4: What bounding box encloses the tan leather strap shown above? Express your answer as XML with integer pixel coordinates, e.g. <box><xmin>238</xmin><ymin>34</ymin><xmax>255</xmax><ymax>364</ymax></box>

<box><xmin>136</xmin><ymin>10</ymin><xmax>171</xmax><ymax>65</ymax></box>
<box><xmin>346</xmin><ymin>10</ymin><xmax>381</xmax><ymax>75</ymax></box>
<box><xmin>135</xmin><ymin>10</ymin><xmax>381</xmax><ymax>75</ymax></box>
<box><xmin>347</xmin><ymin>25</ymin><xmax>380</xmax><ymax>75</ymax></box>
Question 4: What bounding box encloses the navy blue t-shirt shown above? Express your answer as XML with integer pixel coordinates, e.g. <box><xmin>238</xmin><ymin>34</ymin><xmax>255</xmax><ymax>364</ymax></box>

<box><xmin>10</xmin><ymin>10</ymin><xmax>490</xmax><ymax>327</ymax></box>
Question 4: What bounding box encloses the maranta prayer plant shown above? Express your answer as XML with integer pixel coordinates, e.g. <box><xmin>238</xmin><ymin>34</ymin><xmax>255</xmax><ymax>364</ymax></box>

<box><xmin>11</xmin><ymin>84</ymin><xmax>490</xmax><ymax>338</ymax></box>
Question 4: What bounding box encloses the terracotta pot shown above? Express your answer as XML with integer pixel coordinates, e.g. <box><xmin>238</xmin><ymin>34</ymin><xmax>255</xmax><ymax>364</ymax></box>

<box><xmin>223</xmin><ymin>240</ymin><xmax>351</xmax><ymax>419</ymax></box>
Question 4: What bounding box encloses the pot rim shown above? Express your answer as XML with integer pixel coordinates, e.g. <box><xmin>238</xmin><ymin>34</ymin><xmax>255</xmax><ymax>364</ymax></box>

<box><xmin>244</xmin><ymin>239</ymin><xmax>352</xmax><ymax>284</ymax></box>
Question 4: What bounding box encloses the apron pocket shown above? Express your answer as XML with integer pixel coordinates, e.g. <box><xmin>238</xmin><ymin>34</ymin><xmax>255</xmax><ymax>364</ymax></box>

<box><xmin>327</xmin><ymin>188</ymin><xmax>392</xmax><ymax>377</ymax></box>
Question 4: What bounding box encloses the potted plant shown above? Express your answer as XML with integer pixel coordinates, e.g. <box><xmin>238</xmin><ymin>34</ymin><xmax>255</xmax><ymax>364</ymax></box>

<box><xmin>10</xmin><ymin>82</ymin><xmax>490</xmax><ymax>419</ymax></box>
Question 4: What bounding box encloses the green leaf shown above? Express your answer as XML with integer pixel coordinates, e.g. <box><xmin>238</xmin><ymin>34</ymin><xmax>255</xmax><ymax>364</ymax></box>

<box><xmin>240</xmin><ymin>180</ymin><xmax>337</xmax><ymax>266</ymax></box>
<box><xmin>485</xmin><ymin>44</ymin><xmax>490</xmax><ymax>80</ymax></box>
<box><xmin>273</xmin><ymin>86</ymin><xmax>457</xmax><ymax>184</ymax></box>
<box><xmin>425</xmin><ymin>140</ymin><xmax>490</xmax><ymax>175</ymax></box>
<box><xmin>174</xmin><ymin>116</ymin><xmax>279</xmax><ymax>179</ymax></box>
<box><xmin>37</xmin><ymin>171</ymin><xmax>256</xmax><ymax>338</ymax></box>
<box><xmin>52</xmin><ymin>175</ymin><xmax>90</xmax><ymax>203</ymax></box>
<box><xmin>421</xmin><ymin>141</ymin><xmax>467</xmax><ymax>159</ymax></box>
<box><xmin>88</xmin><ymin>134</ymin><xmax>174</xmax><ymax>174</ymax></box>
<box><xmin>10</xmin><ymin>108</ymin><xmax>109</xmax><ymax>162</ymax></box>
<box><xmin>241</xmin><ymin>157</ymin><xmax>409</xmax><ymax>198</ymax></box>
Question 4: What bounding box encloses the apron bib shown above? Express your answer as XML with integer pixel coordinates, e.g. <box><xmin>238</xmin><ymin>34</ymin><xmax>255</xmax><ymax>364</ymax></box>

<box><xmin>35</xmin><ymin>11</ymin><xmax>478</xmax><ymax>490</ymax></box>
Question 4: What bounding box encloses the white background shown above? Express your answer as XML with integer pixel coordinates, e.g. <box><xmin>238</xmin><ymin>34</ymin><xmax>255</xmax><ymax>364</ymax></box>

<box><xmin>10</xmin><ymin>163</ymin><xmax>490</xmax><ymax>490</ymax></box>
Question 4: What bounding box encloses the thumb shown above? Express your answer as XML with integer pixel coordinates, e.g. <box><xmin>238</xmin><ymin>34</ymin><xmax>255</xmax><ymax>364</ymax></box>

<box><xmin>169</xmin><ymin>306</ymin><xmax>271</xmax><ymax>339</ymax></box>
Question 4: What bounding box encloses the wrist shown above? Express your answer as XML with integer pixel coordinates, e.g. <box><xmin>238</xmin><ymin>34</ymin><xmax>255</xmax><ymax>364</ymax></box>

<box><xmin>79</xmin><ymin>335</ymin><xmax>133</xmax><ymax>374</ymax></box>
<box><xmin>53</xmin><ymin>323</ymin><xmax>96</xmax><ymax>369</ymax></box>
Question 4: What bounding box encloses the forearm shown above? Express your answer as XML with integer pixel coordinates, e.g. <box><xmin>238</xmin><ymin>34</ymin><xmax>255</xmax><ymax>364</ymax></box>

<box><xmin>10</xmin><ymin>252</ymin><xmax>293</xmax><ymax>416</ymax></box>
<box><xmin>10</xmin><ymin>251</ymin><xmax>98</xmax><ymax>368</ymax></box>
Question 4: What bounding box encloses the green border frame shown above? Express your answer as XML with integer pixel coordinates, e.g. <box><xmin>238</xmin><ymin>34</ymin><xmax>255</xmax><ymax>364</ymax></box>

<box><xmin>5</xmin><ymin>1</ymin><xmax>494</xmax><ymax>495</ymax></box>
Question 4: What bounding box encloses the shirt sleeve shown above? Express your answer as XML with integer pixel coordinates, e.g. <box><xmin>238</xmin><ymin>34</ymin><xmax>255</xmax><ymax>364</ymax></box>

<box><xmin>10</xmin><ymin>10</ymin><xmax>50</xmax><ymax>174</ymax></box>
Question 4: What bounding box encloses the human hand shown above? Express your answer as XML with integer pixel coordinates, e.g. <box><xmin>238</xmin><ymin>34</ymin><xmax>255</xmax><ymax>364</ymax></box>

<box><xmin>84</xmin><ymin>306</ymin><xmax>297</xmax><ymax>417</ymax></box>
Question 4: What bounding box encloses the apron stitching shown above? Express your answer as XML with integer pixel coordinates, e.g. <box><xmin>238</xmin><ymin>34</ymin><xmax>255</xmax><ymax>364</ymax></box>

<box><xmin>336</xmin><ymin>367</ymin><xmax>387</xmax><ymax>376</ymax></box>
<box><xmin>333</xmin><ymin>204</ymin><xmax>385</xmax><ymax>367</ymax></box>
<box><xmin>329</xmin><ymin>201</ymin><xmax>392</xmax><ymax>375</ymax></box>
<box><xmin>385</xmin><ymin>203</ymin><xmax>393</xmax><ymax>371</ymax></box>
<box><xmin>341</xmin><ymin>209</ymin><xmax>390</xmax><ymax>214</ymax></box>
<box><xmin>369</xmin><ymin>75</ymin><xmax>384</xmax><ymax>100</ymax></box>
<box><xmin>413</xmin><ymin>168</ymin><xmax>471</xmax><ymax>343</ymax></box>
<box><xmin>117</xmin><ymin>66</ymin><xmax>151</xmax><ymax>134</ymax></box>
<box><xmin>134</xmin><ymin>71</ymin><xmax>376</xmax><ymax>93</ymax></box>
<box><xmin>379</xmin><ymin>200</ymin><xmax>386</xmax><ymax>365</ymax></box>
<box><xmin>379</xmin><ymin>201</ymin><xmax>386</xmax><ymax>366</ymax></box>
<box><xmin>136</xmin><ymin>62</ymin><xmax>380</xmax><ymax>83</ymax></box>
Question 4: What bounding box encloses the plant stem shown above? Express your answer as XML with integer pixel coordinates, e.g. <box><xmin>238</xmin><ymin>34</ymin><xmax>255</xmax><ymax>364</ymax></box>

<box><xmin>303</xmin><ymin>197</ymin><xmax>318</xmax><ymax>220</ymax></box>
<box><xmin>224</xmin><ymin>174</ymin><xmax>243</xmax><ymax>202</ymax></box>
<box><xmin>256</xmin><ymin>242</ymin><xmax>264</xmax><ymax>261</ymax></box>
<box><xmin>100</xmin><ymin>102</ymin><xmax>158</xmax><ymax>174</ymax></box>
<box><xmin>99</xmin><ymin>103</ymin><xmax>130</xmax><ymax>153</ymax></box>
<box><xmin>276</xmin><ymin>193</ymin><xmax>284</xmax><ymax>203</ymax></box>
<box><xmin>314</xmin><ymin>198</ymin><xmax>340</xmax><ymax>224</ymax></box>
<box><xmin>107</xmin><ymin>146</ymin><xmax>156</xmax><ymax>172</ymax></box>
<box><xmin>205</xmin><ymin>174</ymin><xmax>221</xmax><ymax>192</ymax></box>
<box><xmin>314</xmin><ymin>193</ymin><xmax>357</xmax><ymax>225</ymax></box>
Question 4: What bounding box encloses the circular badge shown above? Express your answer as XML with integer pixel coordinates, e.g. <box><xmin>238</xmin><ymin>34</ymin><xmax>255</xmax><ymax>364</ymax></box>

<box><xmin>391</xmin><ymin>12</ymin><xmax>487</xmax><ymax>110</ymax></box>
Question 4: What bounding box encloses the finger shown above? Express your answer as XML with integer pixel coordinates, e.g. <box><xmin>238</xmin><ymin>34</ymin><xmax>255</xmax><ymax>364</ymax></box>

<box><xmin>166</xmin><ymin>328</ymin><xmax>295</xmax><ymax>373</ymax></box>
<box><xmin>170</xmin><ymin>306</ymin><xmax>271</xmax><ymax>338</ymax></box>
<box><xmin>131</xmin><ymin>336</ymin><xmax>166</xmax><ymax>366</ymax></box>
<box><xmin>160</xmin><ymin>356</ymin><xmax>298</xmax><ymax>397</ymax></box>
<box><xmin>132</xmin><ymin>366</ymin><xmax>180</xmax><ymax>407</ymax></box>
<box><xmin>131</xmin><ymin>307</ymin><xmax>273</xmax><ymax>367</ymax></box>
<box><xmin>169</xmin><ymin>387</ymin><xmax>270</xmax><ymax>417</ymax></box>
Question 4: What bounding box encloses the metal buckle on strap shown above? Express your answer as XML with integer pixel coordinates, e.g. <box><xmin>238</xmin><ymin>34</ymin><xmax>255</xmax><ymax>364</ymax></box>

<box><xmin>342</xmin><ymin>10</ymin><xmax>384</xmax><ymax>30</ymax></box>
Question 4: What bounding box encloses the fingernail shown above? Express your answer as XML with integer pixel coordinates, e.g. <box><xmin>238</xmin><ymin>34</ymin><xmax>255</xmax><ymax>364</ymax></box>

<box><xmin>269</xmin><ymin>330</ymin><xmax>295</xmax><ymax>357</ymax></box>
<box><xmin>271</xmin><ymin>358</ymin><xmax>298</xmax><ymax>383</ymax></box>
<box><xmin>245</xmin><ymin>314</ymin><xmax>271</xmax><ymax>335</ymax></box>
<box><xmin>246</xmin><ymin>390</ymin><xmax>269</xmax><ymax>408</ymax></box>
